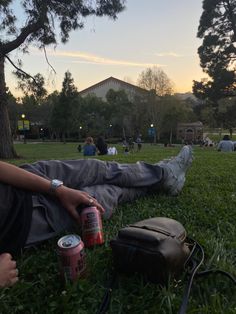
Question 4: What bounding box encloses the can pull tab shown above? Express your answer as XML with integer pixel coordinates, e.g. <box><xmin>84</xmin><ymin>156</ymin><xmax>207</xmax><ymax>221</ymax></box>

<box><xmin>62</xmin><ymin>236</ymin><xmax>74</xmax><ymax>247</ymax></box>
<box><xmin>62</xmin><ymin>240</ymin><xmax>72</xmax><ymax>247</ymax></box>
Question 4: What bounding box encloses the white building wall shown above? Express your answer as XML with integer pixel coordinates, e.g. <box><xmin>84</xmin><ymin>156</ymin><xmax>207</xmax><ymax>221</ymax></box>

<box><xmin>81</xmin><ymin>79</ymin><xmax>137</xmax><ymax>101</ymax></box>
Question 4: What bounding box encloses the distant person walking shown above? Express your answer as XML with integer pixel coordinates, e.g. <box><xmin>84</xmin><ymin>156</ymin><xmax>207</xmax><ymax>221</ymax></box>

<box><xmin>217</xmin><ymin>135</ymin><xmax>234</xmax><ymax>152</ymax></box>
<box><xmin>136</xmin><ymin>135</ymin><xmax>142</xmax><ymax>152</ymax></box>
<box><xmin>77</xmin><ymin>144</ymin><xmax>82</xmax><ymax>153</ymax></box>
<box><xmin>122</xmin><ymin>138</ymin><xmax>128</xmax><ymax>152</ymax></box>
<box><xmin>83</xmin><ymin>137</ymin><xmax>96</xmax><ymax>156</ymax></box>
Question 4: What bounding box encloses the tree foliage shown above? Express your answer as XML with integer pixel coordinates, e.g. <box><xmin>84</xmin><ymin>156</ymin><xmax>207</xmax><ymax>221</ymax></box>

<box><xmin>217</xmin><ymin>97</ymin><xmax>236</xmax><ymax>131</ymax></box>
<box><xmin>79</xmin><ymin>95</ymin><xmax>112</xmax><ymax>137</ymax></box>
<box><xmin>137</xmin><ymin>67</ymin><xmax>174</xmax><ymax>97</ymax></box>
<box><xmin>193</xmin><ymin>0</ymin><xmax>236</xmax><ymax>101</ymax></box>
<box><xmin>146</xmin><ymin>93</ymin><xmax>194</xmax><ymax>142</ymax></box>
<box><xmin>50</xmin><ymin>71</ymin><xmax>80</xmax><ymax>142</ymax></box>
<box><xmin>13</xmin><ymin>72</ymin><xmax>47</xmax><ymax>101</ymax></box>
<box><xmin>0</xmin><ymin>0</ymin><xmax>126</xmax><ymax>158</ymax></box>
<box><xmin>0</xmin><ymin>0</ymin><xmax>126</xmax><ymax>52</ymax></box>
<box><xmin>106</xmin><ymin>89</ymin><xmax>133</xmax><ymax>137</ymax></box>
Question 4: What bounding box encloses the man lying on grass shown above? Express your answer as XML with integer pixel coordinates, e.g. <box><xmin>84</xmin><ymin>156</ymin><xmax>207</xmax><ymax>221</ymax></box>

<box><xmin>0</xmin><ymin>145</ymin><xmax>193</xmax><ymax>288</ymax></box>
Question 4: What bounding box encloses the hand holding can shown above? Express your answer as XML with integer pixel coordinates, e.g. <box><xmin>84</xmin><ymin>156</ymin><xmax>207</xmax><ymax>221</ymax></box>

<box><xmin>80</xmin><ymin>206</ymin><xmax>104</xmax><ymax>248</ymax></box>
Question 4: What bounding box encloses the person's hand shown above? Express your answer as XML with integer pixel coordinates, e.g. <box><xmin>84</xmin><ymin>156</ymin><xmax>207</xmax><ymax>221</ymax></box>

<box><xmin>0</xmin><ymin>253</ymin><xmax>19</xmax><ymax>288</ymax></box>
<box><xmin>55</xmin><ymin>186</ymin><xmax>105</xmax><ymax>223</ymax></box>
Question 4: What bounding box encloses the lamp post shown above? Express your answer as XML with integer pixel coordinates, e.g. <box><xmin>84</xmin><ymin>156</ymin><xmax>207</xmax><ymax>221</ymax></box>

<box><xmin>109</xmin><ymin>124</ymin><xmax>112</xmax><ymax>138</ymax></box>
<box><xmin>21</xmin><ymin>114</ymin><xmax>26</xmax><ymax>144</ymax></box>
<box><xmin>150</xmin><ymin>124</ymin><xmax>154</xmax><ymax>144</ymax></box>
<box><xmin>40</xmin><ymin>128</ymin><xmax>44</xmax><ymax>141</ymax></box>
<box><xmin>149</xmin><ymin>123</ymin><xmax>156</xmax><ymax>144</ymax></box>
<box><xmin>79</xmin><ymin>126</ymin><xmax>82</xmax><ymax>140</ymax></box>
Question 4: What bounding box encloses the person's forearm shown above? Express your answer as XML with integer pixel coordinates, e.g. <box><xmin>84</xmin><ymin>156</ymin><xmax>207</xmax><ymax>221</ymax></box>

<box><xmin>0</xmin><ymin>161</ymin><xmax>53</xmax><ymax>194</ymax></box>
<box><xmin>0</xmin><ymin>161</ymin><xmax>105</xmax><ymax>219</ymax></box>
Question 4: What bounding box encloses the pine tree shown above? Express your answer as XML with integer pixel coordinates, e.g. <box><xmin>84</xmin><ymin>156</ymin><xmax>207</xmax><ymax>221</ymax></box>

<box><xmin>193</xmin><ymin>0</ymin><xmax>236</xmax><ymax>103</ymax></box>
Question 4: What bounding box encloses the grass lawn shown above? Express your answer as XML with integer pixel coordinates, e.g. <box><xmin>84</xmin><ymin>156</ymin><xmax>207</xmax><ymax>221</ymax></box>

<box><xmin>1</xmin><ymin>143</ymin><xmax>236</xmax><ymax>314</ymax></box>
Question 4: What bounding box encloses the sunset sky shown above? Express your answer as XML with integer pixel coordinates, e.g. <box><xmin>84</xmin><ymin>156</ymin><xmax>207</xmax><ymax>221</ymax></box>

<box><xmin>5</xmin><ymin>0</ymin><xmax>205</xmax><ymax>96</ymax></box>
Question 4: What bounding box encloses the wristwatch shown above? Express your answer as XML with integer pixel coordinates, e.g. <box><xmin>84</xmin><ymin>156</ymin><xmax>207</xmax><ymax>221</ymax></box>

<box><xmin>51</xmin><ymin>179</ymin><xmax>63</xmax><ymax>192</ymax></box>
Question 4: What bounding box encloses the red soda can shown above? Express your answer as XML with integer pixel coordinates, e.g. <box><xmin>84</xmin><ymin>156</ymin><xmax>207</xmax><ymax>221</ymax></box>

<box><xmin>80</xmin><ymin>206</ymin><xmax>104</xmax><ymax>248</ymax></box>
<box><xmin>57</xmin><ymin>234</ymin><xmax>86</xmax><ymax>283</ymax></box>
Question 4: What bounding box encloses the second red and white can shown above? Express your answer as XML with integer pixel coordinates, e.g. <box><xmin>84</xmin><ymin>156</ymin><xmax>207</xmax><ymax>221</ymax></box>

<box><xmin>80</xmin><ymin>206</ymin><xmax>104</xmax><ymax>248</ymax></box>
<box><xmin>57</xmin><ymin>234</ymin><xmax>86</xmax><ymax>283</ymax></box>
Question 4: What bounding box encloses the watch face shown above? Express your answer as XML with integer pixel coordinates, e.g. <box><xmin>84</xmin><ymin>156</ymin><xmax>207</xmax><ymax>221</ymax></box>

<box><xmin>51</xmin><ymin>179</ymin><xmax>63</xmax><ymax>190</ymax></box>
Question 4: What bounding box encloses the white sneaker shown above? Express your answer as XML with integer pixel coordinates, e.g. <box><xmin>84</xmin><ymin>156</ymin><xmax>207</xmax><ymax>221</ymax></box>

<box><xmin>160</xmin><ymin>145</ymin><xmax>193</xmax><ymax>196</ymax></box>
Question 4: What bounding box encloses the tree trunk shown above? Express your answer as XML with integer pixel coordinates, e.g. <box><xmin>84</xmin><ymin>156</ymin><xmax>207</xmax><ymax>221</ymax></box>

<box><xmin>0</xmin><ymin>57</ymin><xmax>18</xmax><ymax>159</ymax></box>
<box><xmin>122</xmin><ymin>127</ymin><xmax>126</xmax><ymax>140</ymax></box>
<box><xmin>169</xmin><ymin>128</ymin><xmax>173</xmax><ymax>144</ymax></box>
<box><xmin>62</xmin><ymin>131</ymin><xmax>66</xmax><ymax>143</ymax></box>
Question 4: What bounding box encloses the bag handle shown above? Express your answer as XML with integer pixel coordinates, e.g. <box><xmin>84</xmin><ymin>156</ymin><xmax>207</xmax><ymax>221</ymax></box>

<box><xmin>128</xmin><ymin>224</ymin><xmax>185</xmax><ymax>240</ymax></box>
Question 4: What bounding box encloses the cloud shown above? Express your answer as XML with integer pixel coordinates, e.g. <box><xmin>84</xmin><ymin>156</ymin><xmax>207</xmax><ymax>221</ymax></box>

<box><xmin>44</xmin><ymin>49</ymin><xmax>166</xmax><ymax>68</ymax></box>
<box><xmin>155</xmin><ymin>52</ymin><xmax>183</xmax><ymax>57</ymax></box>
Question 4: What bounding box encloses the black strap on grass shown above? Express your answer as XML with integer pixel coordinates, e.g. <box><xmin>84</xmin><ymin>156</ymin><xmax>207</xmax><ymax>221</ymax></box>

<box><xmin>97</xmin><ymin>239</ymin><xmax>236</xmax><ymax>314</ymax></box>
<box><xmin>178</xmin><ymin>239</ymin><xmax>205</xmax><ymax>314</ymax></box>
<box><xmin>197</xmin><ymin>269</ymin><xmax>236</xmax><ymax>283</ymax></box>
<box><xmin>96</xmin><ymin>272</ymin><xmax>117</xmax><ymax>314</ymax></box>
<box><xmin>179</xmin><ymin>239</ymin><xmax>236</xmax><ymax>314</ymax></box>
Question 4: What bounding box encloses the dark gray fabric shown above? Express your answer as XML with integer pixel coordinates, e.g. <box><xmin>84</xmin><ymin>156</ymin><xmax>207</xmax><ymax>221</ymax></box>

<box><xmin>21</xmin><ymin>159</ymin><xmax>163</xmax><ymax>245</ymax></box>
<box><xmin>0</xmin><ymin>183</ymin><xmax>33</xmax><ymax>256</ymax></box>
<box><xmin>21</xmin><ymin>159</ymin><xmax>163</xmax><ymax>189</ymax></box>
<box><xmin>26</xmin><ymin>204</ymin><xmax>56</xmax><ymax>246</ymax></box>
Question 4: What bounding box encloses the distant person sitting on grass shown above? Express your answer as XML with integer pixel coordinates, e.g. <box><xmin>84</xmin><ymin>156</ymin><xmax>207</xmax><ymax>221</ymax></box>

<box><xmin>217</xmin><ymin>135</ymin><xmax>234</xmax><ymax>152</ymax></box>
<box><xmin>83</xmin><ymin>137</ymin><xmax>96</xmax><ymax>156</ymax></box>
<box><xmin>107</xmin><ymin>146</ymin><xmax>118</xmax><ymax>155</ymax></box>
<box><xmin>96</xmin><ymin>135</ymin><xmax>108</xmax><ymax>155</ymax></box>
<box><xmin>0</xmin><ymin>145</ymin><xmax>193</xmax><ymax>288</ymax></box>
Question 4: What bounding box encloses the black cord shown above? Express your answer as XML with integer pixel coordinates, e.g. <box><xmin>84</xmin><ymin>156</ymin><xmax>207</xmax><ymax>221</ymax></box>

<box><xmin>196</xmin><ymin>269</ymin><xmax>236</xmax><ymax>285</ymax></box>
<box><xmin>96</xmin><ymin>272</ymin><xmax>117</xmax><ymax>314</ymax></box>
<box><xmin>179</xmin><ymin>239</ymin><xmax>236</xmax><ymax>314</ymax></box>
<box><xmin>178</xmin><ymin>241</ymin><xmax>205</xmax><ymax>314</ymax></box>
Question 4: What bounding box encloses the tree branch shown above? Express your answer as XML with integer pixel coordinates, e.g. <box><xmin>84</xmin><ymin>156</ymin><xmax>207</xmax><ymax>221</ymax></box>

<box><xmin>43</xmin><ymin>46</ymin><xmax>56</xmax><ymax>74</ymax></box>
<box><xmin>4</xmin><ymin>54</ymin><xmax>37</xmax><ymax>84</ymax></box>
<box><xmin>0</xmin><ymin>20</ymin><xmax>43</xmax><ymax>55</ymax></box>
